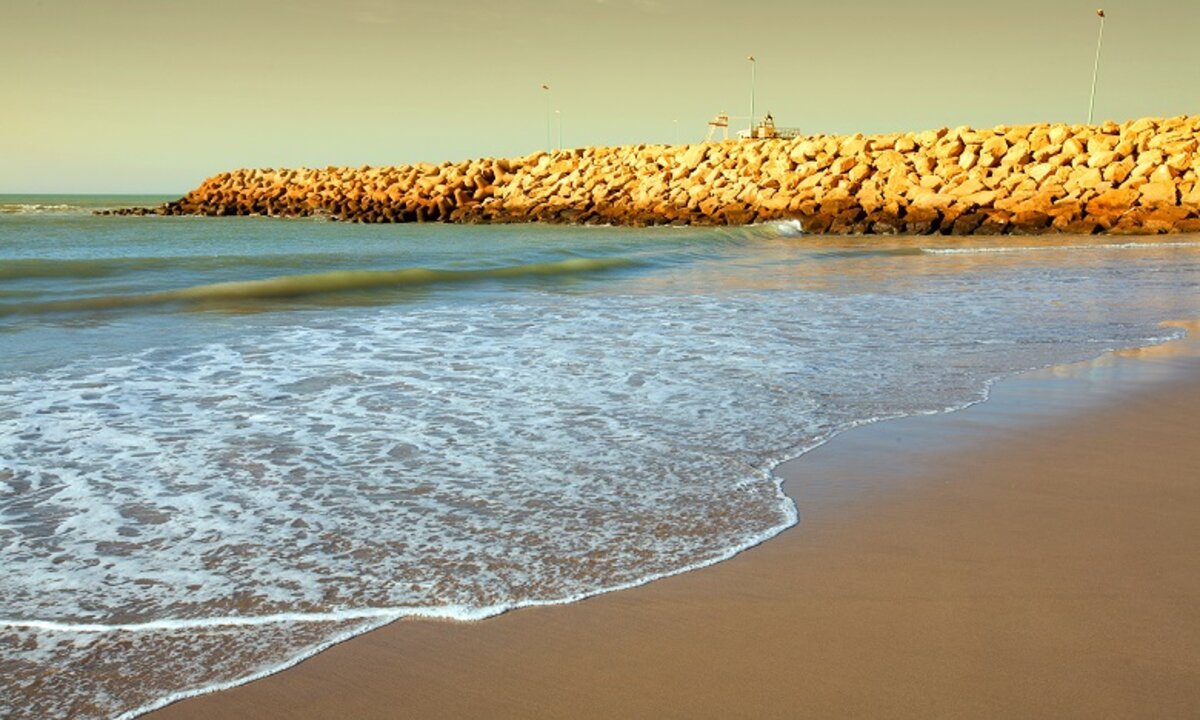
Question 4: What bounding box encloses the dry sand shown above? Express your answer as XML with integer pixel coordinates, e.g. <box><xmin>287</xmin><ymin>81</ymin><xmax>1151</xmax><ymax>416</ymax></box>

<box><xmin>153</xmin><ymin>325</ymin><xmax>1200</xmax><ymax>719</ymax></box>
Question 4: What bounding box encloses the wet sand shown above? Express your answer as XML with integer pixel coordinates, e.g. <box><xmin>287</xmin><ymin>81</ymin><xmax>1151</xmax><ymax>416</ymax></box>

<box><xmin>153</xmin><ymin>325</ymin><xmax>1200</xmax><ymax>719</ymax></box>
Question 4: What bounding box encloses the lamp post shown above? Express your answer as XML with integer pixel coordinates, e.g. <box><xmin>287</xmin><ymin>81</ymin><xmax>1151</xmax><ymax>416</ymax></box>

<box><xmin>541</xmin><ymin>83</ymin><xmax>552</xmax><ymax>150</ymax></box>
<box><xmin>747</xmin><ymin>55</ymin><xmax>756</xmax><ymax>137</ymax></box>
<box><xmin>555</xmin><ymin>109</ymin><xmax>562</xmax><ymax>150</ymax></box>
<box><xmin>1088</xmin><ymin>9</ymin><xmax>1106</xmax><ymax>125</ymax></box>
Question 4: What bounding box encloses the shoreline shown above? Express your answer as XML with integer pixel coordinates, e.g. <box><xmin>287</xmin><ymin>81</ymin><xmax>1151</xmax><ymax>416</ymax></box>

<box><xmin>150</xmin><ymin>320</ymin><xmax>1200</xmax><ymax>719</ymax></box>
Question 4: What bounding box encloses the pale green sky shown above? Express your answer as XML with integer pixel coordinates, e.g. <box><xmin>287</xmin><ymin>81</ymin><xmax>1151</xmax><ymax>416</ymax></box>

<box><xmin>2</xmin><ymin>0</ymin><xmax>1197</xmax><ymax>193</ymax></box>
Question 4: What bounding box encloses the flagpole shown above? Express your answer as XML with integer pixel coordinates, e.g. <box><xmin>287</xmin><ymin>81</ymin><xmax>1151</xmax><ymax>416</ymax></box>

<box><xmin>747</xmin><ymin>55</ymin><xmax>757</xmax><ymax>137</ymax></box>
<box><xmin>1088</xmin><ymin>9</ymin><xmax>1106</xmax><ymax>125</ymax></box>
<box><xmin>541</xmin><ymin>84</ymin><xmax>552</xmax><ymax>150</ymax></box>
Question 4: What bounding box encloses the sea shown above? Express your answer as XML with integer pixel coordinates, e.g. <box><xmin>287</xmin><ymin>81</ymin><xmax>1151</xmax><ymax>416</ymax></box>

<box><xmin>2</xmin><ymin>194</ymin><xmax>1199</xmax><ymax>718</ymax></box>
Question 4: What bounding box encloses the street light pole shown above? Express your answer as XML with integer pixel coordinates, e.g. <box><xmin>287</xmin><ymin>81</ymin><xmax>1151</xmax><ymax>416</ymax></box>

<box><xmin>555</xmin><ymin>109</ymin><xmax>562</xmax><ymax>150</ymax></box>
<box><xmin>1088</xmin><ymin>9</ymin><xmax>1106</xmax><ymax>125</ymax></box>
<box><xmin>748</xmin><ymin>55</ymin><xmax>756</xmax><ymax>137</ymax></box>
<box><xmin>541</xmin><ymin>84</ymin><xmax>552</xmax><ymax>150</ymax></box>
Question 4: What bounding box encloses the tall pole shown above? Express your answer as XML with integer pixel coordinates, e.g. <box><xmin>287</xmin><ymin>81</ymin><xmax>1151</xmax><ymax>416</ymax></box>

<box><xmin>748</xmin><ymin>55</ymin><xmax>756</xmax><ymax>137</ymax></box>
<box><xmin>541</xmin><ymin>84</ymin><xmax>552</xmax><ymax>150</ymax></box>
<box><xmin>1088</xmin><ymin>9</ymin><xmax>1106</xmax><ymax>125</ymax></box>
<box><xmin>555</xmin><ymin>109</ymin><xmax>562</xmax><ymax>150</ymax></box>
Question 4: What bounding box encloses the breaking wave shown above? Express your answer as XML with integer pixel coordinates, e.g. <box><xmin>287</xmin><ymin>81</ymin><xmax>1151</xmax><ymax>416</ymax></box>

<box><xmin>0</xmin><ymin>257</ymin><xmax>639</xmax><ymax>316</ymax></box>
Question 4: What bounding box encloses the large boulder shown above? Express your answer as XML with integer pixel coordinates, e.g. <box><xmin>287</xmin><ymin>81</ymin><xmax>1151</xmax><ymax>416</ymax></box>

<box><xmin>1139</xmin><ymin>182</ymin><xmax>1179</xmax><ymax>205</ymax></box>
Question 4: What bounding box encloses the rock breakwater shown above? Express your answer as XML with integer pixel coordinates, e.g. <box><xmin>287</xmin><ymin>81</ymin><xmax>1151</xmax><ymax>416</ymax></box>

<box><xmin>117</xmin><ymin>116</ymin><xmax>1200</xmax><ymax>234</ymax></box>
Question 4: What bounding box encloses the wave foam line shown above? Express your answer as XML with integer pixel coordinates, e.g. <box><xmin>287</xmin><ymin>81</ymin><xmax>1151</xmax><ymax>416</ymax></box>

<box><xmin>1</xmin><ymin>608</ymin><xmax>444</xmax><ymax>632</ymax></box>
<box><xmin>98</xmin><ymin>462</ymin><xmax>800</xmax><ymax>717</ymax></box>
<box><xmin>111</xmin><ymin>618</ymin><xmax>398</xmax><ymax>720</ymax></box>
<box><xmin>0</xmin><ymin>256</ymin><xmax>638</xmax><ymax>316</ymax></box>
<box><xmin>922</xmin><ymin>241</ymin><xmax>1200</xmax><ymax>255</ymax></box>
<box><xmin>1</xmin><ymin>462</ymin><xmax>799</xmax><ymax>637</ymax></box>
<box><xmin>0</xmin><ymin>203</ymin><xmax>82</xmax><ymax>215</ymax></box>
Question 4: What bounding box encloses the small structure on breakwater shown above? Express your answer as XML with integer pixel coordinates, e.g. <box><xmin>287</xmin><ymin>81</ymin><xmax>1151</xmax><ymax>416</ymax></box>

<box><xmin>738</xmin><ymin>114</ymin><xmax>803</xmax><ymax>141</ymax></box>
<box><xmin>707</xmin><ymin>112</ymin><xmax>802</xmax><ymax>142</ymax></box>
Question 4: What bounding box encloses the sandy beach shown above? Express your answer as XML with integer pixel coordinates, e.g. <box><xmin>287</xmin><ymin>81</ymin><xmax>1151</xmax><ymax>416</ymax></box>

<box><xmin>150</xmin><ymin>322</ymin><xmax>1200</xmax><ymax>719</ymax></box>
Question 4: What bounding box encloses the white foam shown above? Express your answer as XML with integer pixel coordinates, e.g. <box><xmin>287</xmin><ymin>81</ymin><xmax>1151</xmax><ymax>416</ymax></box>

<box><xmin>0</xmin><ymin>203</ymin><xmax>82</xmax><ymax>215</ymax></box>
<box><xmin>4</xmin><ymin>304</ymin><xmax>810</xmax><ymax>633</ymax></box>
<box><xmin>771</xmin><ymin>219</ymin><xmax>805</xmax><ymax>236</ymax></box>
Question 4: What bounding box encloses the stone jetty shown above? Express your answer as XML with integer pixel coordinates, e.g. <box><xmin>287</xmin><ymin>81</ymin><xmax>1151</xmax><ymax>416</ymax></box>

<box><xmin>114</xmin><ymin>116</ymin><xmax>1200</xmax><ymax>234</ymax></box>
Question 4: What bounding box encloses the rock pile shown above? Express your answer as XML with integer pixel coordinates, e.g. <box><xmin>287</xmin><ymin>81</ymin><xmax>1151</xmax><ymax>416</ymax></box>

<box><xmin>112</xmin><ymin>116</ymin><xmax>1200</xmax><ymax>234</ymax></box>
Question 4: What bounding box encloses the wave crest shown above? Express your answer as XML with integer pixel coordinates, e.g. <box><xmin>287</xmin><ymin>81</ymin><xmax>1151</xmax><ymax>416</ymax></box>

<box><xmin>0</xmin><ymin>256</ymin><xmax>638</xmax><ymax>316</ymax></box>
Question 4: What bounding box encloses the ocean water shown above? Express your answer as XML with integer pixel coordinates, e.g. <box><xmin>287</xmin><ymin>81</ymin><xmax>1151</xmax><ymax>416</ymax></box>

<box><xmin>2</xmin><ymin>195</ymin><xmax>1199</xmax><ymax>718</ymax></box>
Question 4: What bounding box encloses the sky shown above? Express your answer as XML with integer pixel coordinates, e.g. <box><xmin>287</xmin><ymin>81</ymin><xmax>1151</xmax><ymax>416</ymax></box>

<box><xmin>2</xmin><ymin>0</ymin><xmax>1198</xmax><ymax>193</ymax></box>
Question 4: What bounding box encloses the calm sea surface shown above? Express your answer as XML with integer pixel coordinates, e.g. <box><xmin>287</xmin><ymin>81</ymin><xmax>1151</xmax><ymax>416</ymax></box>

<box><xmin>2</xmin><ymin>195</ymin><xmax>1199</xmax><ymax>718</ymax></box>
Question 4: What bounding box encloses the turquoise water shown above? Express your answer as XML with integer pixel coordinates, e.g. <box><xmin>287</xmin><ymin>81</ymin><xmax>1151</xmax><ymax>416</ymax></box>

<box><xmin>2</xmin><ymin>197</ymin><xmax>1200</xmax><ymax>718</ymax></box>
